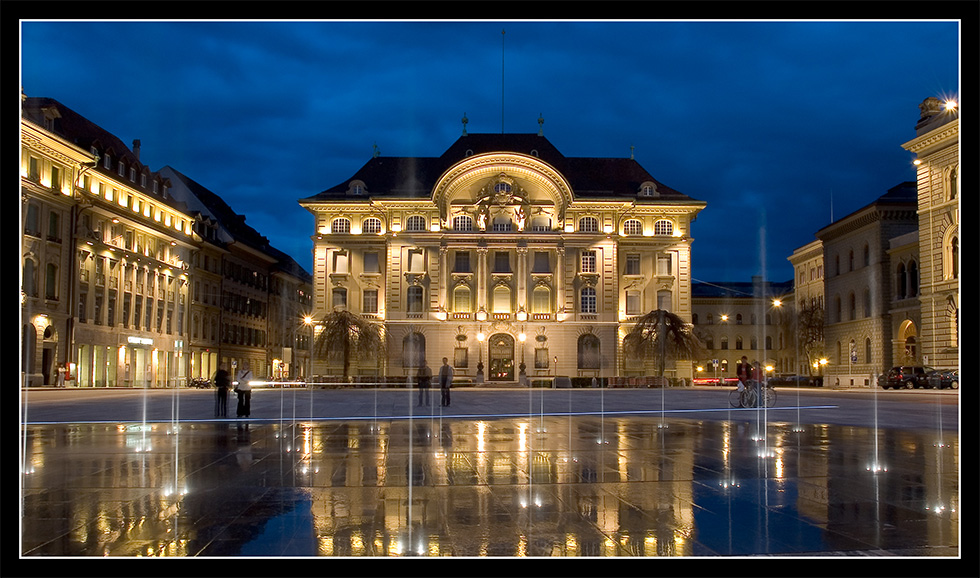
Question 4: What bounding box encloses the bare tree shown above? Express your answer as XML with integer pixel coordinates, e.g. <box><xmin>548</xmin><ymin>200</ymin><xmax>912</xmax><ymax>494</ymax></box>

<box><xmin>797</xmin><ymin>302</ymin><xmax>824</xmax><ymax>375</ymax></box>
<box><xmin>625</xmin><ymin>309</ymin><xmax>704</xmax><ymax>381</ymax></box>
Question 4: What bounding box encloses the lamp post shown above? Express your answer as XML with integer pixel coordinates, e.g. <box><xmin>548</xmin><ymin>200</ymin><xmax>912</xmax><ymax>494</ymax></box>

<box><xmin>303</xmin><ymin>315</ymin><xmax>314</xmax><ymax>386</ymax></box>
<box><xmin>476</xmin><ymin>330</ymin><xmax>485</xmax><ymax>384</ymax></box>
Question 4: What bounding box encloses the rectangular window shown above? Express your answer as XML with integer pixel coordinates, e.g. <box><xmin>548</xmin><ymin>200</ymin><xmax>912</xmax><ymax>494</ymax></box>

<box><xmin>625</xmin><ymin>254</ymin><xmax>641</xmax><ymax>275</ymax></box>
<box><xmin>581</xmin><ymin>250</ymin><xmax>596</xmax><ymax>273</ymax></box>
<box><xmin>534</xmin><ymin>348</ymin><xmax>550</xmax><ymax>369</ymax></box>
<box><xmin>48</xmin><ymin>211</ymin><xmax>60</xmax><ymax>241</ymax></box>
<box><xmin>29</xmin><ymin>156</ymin><xmax>40</xmax><ymax>180</ymax></box>
<box><xmin>79</xmin><ymin>292</ymin><xmax>88</xmax><ymax>323</ymax></box>
<box><xmin>494</xmin><ymin>251</ymin><xmax>510</xmax><ymax>273</ymax></box>
<box><xmin>454</xmin><ymin>348</ymin><xmax>469</xmax><ymax>368</ymax></box>
<box><xmin>532</xmin><ymin>251</ymin><xmax>550</xmax><ymax>273</ymax></box>
<box><xmin>94</xmin><ymin>294</ymin><xmax>103</xmax><ymax>325</ymax></box>
<box><xmin>455</xmin><ymin>251</ymin><xmax>471</xmax><ymax>273</ymax></box>
<box><xmin>51</xmin><ymin>165</ymin><xmax>61</xmax><ymax>190</ymax></box>
<box><xmin>626</xmin><ymin>291</ymin><xmax>641</xmax><ymax>315</ymax></box>
<box><xmin>133</xmin><ymin>297</ymin><xmax>141</xmax><ymax>328</ymax></box>
<box><xmin>332</xmin><ymin>288</ymin><xmax>347</xmax><ymax>309</ymax></box>
<box><xmin>333</xmin><ymin>251</ymin><xmax>349</xmax><ymax>274</ymax></box>
<box><xmin>363</xmin><ymin>252</ymin><xmax>380</xmax><ymax>273</ymax></box>
<box><xmin>123</xmin><ymin>293</ymin><xmax>131</xmax><ymax>328</ymax></box>
<box><xmin>657</xmin><ymin>253</ymin><xmax>672</xmax><ymax>276</ymax></box>
<box><xmin>408</xmin><ymin>249</ymin><xmax>424</xmax><ymax>272</ymax></box>
<box><xmin>107</xmin><ymin>292</ymin><xmax>116</xmax><ymax>327</ymax></box>
<box><xmin>363</xmin><ymin>289</ymin><xmax>378</xmax><ymax>314</ymax></box>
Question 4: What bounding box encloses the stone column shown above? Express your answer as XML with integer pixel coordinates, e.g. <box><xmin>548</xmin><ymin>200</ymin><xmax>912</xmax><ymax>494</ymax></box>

<box><xmin>477</xmin><ymin>247</ymin><xmax>489</xmax><ymax>313</ymax></box>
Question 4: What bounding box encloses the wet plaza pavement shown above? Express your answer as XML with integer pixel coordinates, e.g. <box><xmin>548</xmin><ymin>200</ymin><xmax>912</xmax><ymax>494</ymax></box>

<box><xmin>18</xmin><ymin>387</ymin><xmax>960</xmax><ymax>561</ymax></box>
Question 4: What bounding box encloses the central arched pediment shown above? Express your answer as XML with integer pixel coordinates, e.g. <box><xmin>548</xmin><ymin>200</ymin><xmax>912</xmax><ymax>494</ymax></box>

<box><xmin>431</xmin><ymin>152</ymin><xmax>573</xmax><ymax>225</ymax></box>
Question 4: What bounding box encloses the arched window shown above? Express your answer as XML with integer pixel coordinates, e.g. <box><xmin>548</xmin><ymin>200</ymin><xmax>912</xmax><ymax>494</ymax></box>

<box><xmin>492</xmin><ymin>215</ymin><xmax>512</xmax><ymax>232</ymax></box>
<box><xmin>865</xmin><ymin>337</ymin><xmax>872</xmax><ymax>364</ymax></box>
<box><xmin>849</xmin><ymin>292</ymin><xmax>856</xmax><ymax>320</ymax></box>
<box><xmin>945</xmin><ymin>235</ymin><xmax>958</xmax><ymax>279</ymax></box>
<box><xmin>331</xmin><ymin>217</ymin><xmax>350</xmax><ymax>233</ymax></box>
<box><xmin>402</xmin><ymin>332</ymin><xmax>425</xmax><ymax>368</ymax></box>
<box><xmin>736</xmin><ymin>314</ymin><xmax>743</xmax><ymax>325</ymax></box>
<box><xmin>720</xmin><ymin>336</ymin><xmax>728</xmax><ymax>350</ymax></box>
<box><xmin>692</xmin><ymin>313</ymin><xmax>699</xmax><ymax>325</ymax></box>
<box><xmin>863</xmin><ymin>288</ymin><xmax>871</xmax><ymax>318</ymax></box>
<box><xmin>750</xmin><ymin>336</ymin><xmax>757</xmax><ymax>349</ymax></box>
<box><xmin>578</xmin><ymin>216</ymin><xmax>599</xmax><ymax>232</ymax></box>
<box><xmin>453</xmin><ymin>215</ymin><xmax>473</xmax><ymax>231</ymax></box>
<box><xmin>908</xmin><ymin>260</ymin><xmax>918</xmax><ymax>296</ymax></box>
<box><xmin>453</xmin><ymin>286</ymin><xmax>471</xmax><ymax>312</ymax></box>
<box><xmin>707</xmin><ymin>314</ymin><xmax>713</xmax><ymax>325</ymax></box>
<box><xmin>405</xmin><ymin>215</ymin><xmax>426</xmax><ymax>231</ymax></box>
<box><xmin>332</xmin><ymin>287</ymin><xmax>347</xmax><ymax>310</ymax></box>
<box><xmin>835</xmin><ymin>296</ymin><xmax>842</xmax><ymax>323</ymax></box>
<box><xmin>580</xmin><ymin>287</ymin><xmax>597</xmax><ymax>313</ymax></box>
<box><xmin>735</xmin><ymin>336</ymin><xmax>743</xmax><ymax>350</ymax></box>
<box><xmin>765</xmin><ymin>336</ymin><xmax>772</xmax><ymax>349</ymax></box>
<box><xmin>949</xmin><ymin>166</ymin><xmax>958</xmax><ymax>200</ymax></box>
<box><xmin>623</xmin><ymin>219</ymin><xmax>643</xmax><ymax>235</ymax></box>
<box><xmin>863</xmin><ymin>243</ymin><xmax>870</xmax><ymax>267</ymax></box>
<box><xmin>492</xmin><ymin>284</ymin><xmax>511</xmax><ymax>313</ymax></box>
<box><xmin>705</xmin><ymin>336</ymin><xmax>714</xmax><ymax>350</ymax></box>
<box><xmin>947</xmin><ymin>297</ymin><xmax>958</xmax><ymax>346</ymax></box>
<box><xmin>897</xmin><ymin>262</ymin><xmax>907</xmax><ymax>299</ymax></box>
<box><xmin>835</xmin><ymin>254</ymin><xmax>840</xmax><ymax>276</ymax></box>
<box><xmin>531</xmin><ymin>286</ymin><xmax>550</xmax><ymax>314</ymax></box>
<box><xmin>654</xmin><ymin>219</ymin><xmax>674</xmax><ymax>236</ymax></box>
<box><xmin>577</xmin><ymin>334</ymin><xmax>601</xmax><ymax>369</ymax></box>
<box><xmin>362</xmin><ymin>218</ymin><xmax>382</xmax><ymax>234</ymax></box>
<box><xmin>530</xmin><ymin>216</ymin><xmax>551</xmax><ymax>231</ymax></box>
<box><xmin>848</xmin><ymin>250</ymin><xmax>854</xmax><ymax>272</ymax></box>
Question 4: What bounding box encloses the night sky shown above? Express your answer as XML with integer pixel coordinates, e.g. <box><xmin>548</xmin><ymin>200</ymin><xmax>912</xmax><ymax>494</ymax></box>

<box><xmin>19</xmin><ymin>20</ymin><xmax>959</xmax><ymax>282</ymax></box>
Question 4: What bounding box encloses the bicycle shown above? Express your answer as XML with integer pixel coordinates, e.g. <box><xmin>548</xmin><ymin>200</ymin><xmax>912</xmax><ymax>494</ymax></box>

<box><xmin>729</xmin><ymin>380</ymin><xmax>777</xmax><ymax>408</ymax></box>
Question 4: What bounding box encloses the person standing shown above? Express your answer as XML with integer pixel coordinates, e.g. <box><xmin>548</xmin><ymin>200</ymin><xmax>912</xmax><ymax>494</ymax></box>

<box><xmin>439</xmin><ymin>357</ymin><xmax>454</xmax><ymax>407</ymax></box>
<box><xmin>736</xmin><ymin>356</ymin><xmax>751</xmax><ymax>392</ymax></box>
<box><xmin>417</xmin><ymin>359</ymin><xmax>432</xmax><ymax>407</ymax></box>
<box><xmin>236</xmin><ymin>364</ymin><xmax>253</xmax><ymax>418</ymax></box>
<box><xmin>214</xmin><ymin>367</ymin><xmax>231</xmax><ymax>417</ymax></box>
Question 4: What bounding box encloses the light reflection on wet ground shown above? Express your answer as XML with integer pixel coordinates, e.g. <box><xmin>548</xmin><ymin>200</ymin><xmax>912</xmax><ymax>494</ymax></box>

<box><xmin>21</xmin><ymin>413</ymin><xmax>958</xmax><ymax>557</ymax></box>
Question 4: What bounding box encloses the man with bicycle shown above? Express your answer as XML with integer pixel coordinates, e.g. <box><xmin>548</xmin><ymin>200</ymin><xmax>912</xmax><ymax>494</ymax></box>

<box><xmin>736</xmin><ymin>356</ymin><xmax>761</xmax><ymax>407</ymax></box>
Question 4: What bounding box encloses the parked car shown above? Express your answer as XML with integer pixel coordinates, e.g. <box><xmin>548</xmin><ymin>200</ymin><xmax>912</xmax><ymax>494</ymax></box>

<box><xmin>927</xmin><ymin>369</ymin><xmax>959</xmax><ymax>390</ymax></box>
<box><xmin>190</xmin><ymin>377</ymin><xmax>213</xmax><ymax>388</ymax></box>
<box><xmin>882</xmin><ymin>366</ymin><xmax>935</xmax><ymax>389</ymax></box>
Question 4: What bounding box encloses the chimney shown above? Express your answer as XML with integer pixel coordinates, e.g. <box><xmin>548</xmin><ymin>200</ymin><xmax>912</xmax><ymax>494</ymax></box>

<box><xmin>132</xmin><ymin>139</ymin><xmax>141</xmax><ymax>161</ymax></box>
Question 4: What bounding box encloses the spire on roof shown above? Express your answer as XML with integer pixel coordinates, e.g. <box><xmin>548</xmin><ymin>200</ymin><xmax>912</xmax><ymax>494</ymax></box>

<box><xmin>538</xmin><ymin>113</ymin><xmax>544</xmax><ymax>136</ymax></box>
<box><xmin>462</xmin><ymin>113</ymin><xmax>468</xmax><ymax>136</ymax></box>
<box><xmin>373</xmin><ymin>143</ymin><xmax>380</xmax><ymax>158</ymax></box>
<box><xmin>630</xmin><ymin>145</ymin><xmax>635</xmax><ymax>160</ymax></box>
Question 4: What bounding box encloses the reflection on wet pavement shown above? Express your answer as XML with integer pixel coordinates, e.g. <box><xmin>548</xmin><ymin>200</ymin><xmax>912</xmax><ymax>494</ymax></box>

<box><xmin>21</xmin><ymin>415</ymin><xmax>958</xmax><ymax>557</ymax></box>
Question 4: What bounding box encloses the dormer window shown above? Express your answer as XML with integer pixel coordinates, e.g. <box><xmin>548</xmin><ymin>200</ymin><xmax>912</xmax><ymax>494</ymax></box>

<box><xmin>347</xmin><ymin>180</ymin><xmax>366</xmax><ymax>196</ymax></box>
<box><xmin>118</xmin><ymin>161</ymin><xmax>126</xmax><ymax>177</ymax></box>
<box><xmin>104</xmin><ymin>153</ymin><xmax>112</xmax><ymax>169</ymax></box>
<box><xmin>141</xmin><ymin>173</ymin><xmax>147</xmax><ymax>188</ymax></box>
<box><xmin>638</xmin><ymin>182</ymin><xmax>658</xmax><ymax>197</ymax></box>
<box><xmin>130</xmin><ymin>167</ymin><xmax>137</xmax><ymax>182</ymax></box>
<box><xmin>152</xmin><ymin>180</ymin><xmax>159</xmax><ymax>193</ymax></box>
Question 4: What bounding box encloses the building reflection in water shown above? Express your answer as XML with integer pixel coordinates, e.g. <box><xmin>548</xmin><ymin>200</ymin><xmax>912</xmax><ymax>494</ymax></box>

<box><xmin>21</xmin><ymin>416</ymin><xmax>958</xmax><ymax>556</ymax></box>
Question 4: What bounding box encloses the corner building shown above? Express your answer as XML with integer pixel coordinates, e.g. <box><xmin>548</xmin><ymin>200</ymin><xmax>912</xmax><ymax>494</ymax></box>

<box><xmin>300</xmin><ymin>132</ymin><xmax>706</xmax><ymax>383</ymax></box>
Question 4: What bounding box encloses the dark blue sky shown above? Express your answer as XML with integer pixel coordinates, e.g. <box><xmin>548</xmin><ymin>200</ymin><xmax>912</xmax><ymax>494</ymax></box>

<box><xmin>20</xmin><ymin>20</ymin><xmax>959</xmax><ymax>282</ymax></box>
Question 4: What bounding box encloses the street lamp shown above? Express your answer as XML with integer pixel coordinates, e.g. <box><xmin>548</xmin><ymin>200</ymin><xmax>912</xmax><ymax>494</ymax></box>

<box><xmin>476</xmin><ymin>330</ymin><xmax>485</xmax><ymax>384</ymax></box>
<box><xmin>303</xmin><ymin>315</ymin><xmax>314</xmax><ymax>386</ymax></box>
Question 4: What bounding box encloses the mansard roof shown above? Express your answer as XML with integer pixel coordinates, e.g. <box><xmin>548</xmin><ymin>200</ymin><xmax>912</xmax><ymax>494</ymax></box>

<box><xmin>301</xmin><ymin>133</ymin><xmax>698</xmax><ymax>203</ymax></box>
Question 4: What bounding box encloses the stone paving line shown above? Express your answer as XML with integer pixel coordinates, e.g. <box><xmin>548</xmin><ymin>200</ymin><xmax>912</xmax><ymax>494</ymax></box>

<box><xmin>20</xmin><ymin>386</ymin><xmax>959</xmax><ymax>432</ymax></box>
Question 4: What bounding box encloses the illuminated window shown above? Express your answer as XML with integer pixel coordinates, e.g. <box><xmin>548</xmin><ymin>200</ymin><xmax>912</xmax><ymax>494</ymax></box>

<box><xmin>331</xmin><ymin>218</ymin><xmax>350</xmax><ymax>233</ymax></box>
<box><xmin>580</xmin><ymin>287</ymin><xmax>597</xmax><ymax>313</ymax></box>
<box><xmin>623</xmin><ymin>219</ymin><xmax>643</xmax><ymax>235</ymax></box>
<box><xmin>578</xmin><ymin>216</ymin><xmax>599</xmax><ymax>232</ymax></box>
<box><xmin>363</xmin><ymin>289</ymin><xmax>378</xmax><ymax>314</ymax></box>
<box><xmin>453</xmin><ymin>286</ymin><xmax>471</xmax><ymax>312</ymax></box>
<box><xmin>454</xmin><ymin>251</ymin><xmax>471</xmax><ymax>273</ymax></box>
<box><xmin>362</xmin><ymin>218</ymin><xmax>382</xmax><ymax>234</ymax></box>
<box><xmin>406</xmin><ymin>215</ymin><xmax>426</xmax><ymax>231</ymax></box>
<box><xmin>532</xmin><ymin>286</ymin><xmax>550</xmax><ymax>314</ymax></box>
<box><xmin>654</xmin><ymin>219</ymin><xmax>673</xmax><ymax>236</ymax></box>
<box><xmin>453</xmin><ymin>215</ymin><xmax>473</xmax><ymax>231</ymax></box>
<box><xmin>625</xmin><ymin>254</ymin><xmax>640</xmax><ymax>275</ymax></box>
<box><xmin>580</xmin><ymin>250</ymin><xmax>596</xmax><ymax>273</ymax></box>
<box><xmin>492</xmin><ymin>284</ymin><xmax>511</xmax><ymax>313</ymax></box>
<box><xmin>626</xmin><ymin>291</ymin><xmax>641</xmax><ymax>315</ymax></box>
<box><xmin>492</xmin><ymin>216</ymin><xmax>512</xmax><ymax>232</ymax></box>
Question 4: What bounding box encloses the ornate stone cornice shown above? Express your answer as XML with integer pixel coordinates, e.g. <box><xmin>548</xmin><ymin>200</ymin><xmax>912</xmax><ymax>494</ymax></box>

<box><xmin>901</xmin><ymin>120</ymin><xmax>959</xmax><ymax>154</ymax></box>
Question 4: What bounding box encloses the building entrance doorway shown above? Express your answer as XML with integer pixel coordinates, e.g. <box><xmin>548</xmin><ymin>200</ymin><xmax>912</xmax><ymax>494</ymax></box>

<box><xmin>488</xmin><ymin>333</ymin><xmax>515</xmax><ymax>381</ymax></box>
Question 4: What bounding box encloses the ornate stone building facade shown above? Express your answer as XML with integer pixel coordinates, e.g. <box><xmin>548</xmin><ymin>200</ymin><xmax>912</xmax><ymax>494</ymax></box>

<box><xmin>300</xmin><ymin>131</ymin><xmax>706</xmax><ymax>383</ymax></box>
<box><xmin>901</xmin><ymin>97</ymin><xmax>959</xmax><ymax>372</ymax></box>
<box><xmin>816</xmin><ymin>182</ymin><xmax>919</xmax><ymax>387</ymax></box>
<box><xmin>787</xmin><ymin>239</ymin><xmax>825</xmax><ymax>375</ymax></box>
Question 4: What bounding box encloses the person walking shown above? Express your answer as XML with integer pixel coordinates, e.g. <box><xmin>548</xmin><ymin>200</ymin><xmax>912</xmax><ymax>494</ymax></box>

<box><xmin>417</xmin><ymin>359</ymin><xmax>432</xmax><ymax>407</ymax></box>
<box><xmin>439</xmin><ymin>357</ymin><xmax>454</xmax><ymax>407</ymax></box>
<box><xmin>235</xmin><ymin>364</ymin><xmax>253</xmax><ymax>418</ymax></box>
<box><xmin>214</xmin><ymin>367</ymin><xmax>231</xmax><ymax>417</ymax></box>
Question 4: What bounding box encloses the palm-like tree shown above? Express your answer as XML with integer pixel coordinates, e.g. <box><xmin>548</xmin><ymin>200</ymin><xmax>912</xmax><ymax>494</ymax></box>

<box><xmin>624</xmin><ymin>309</ymin><xmax>704</xmax><ymax>381</ymax></box>
<box><xmin>312</xmin><ymin>309</ymin><xmax>386</xmax><ymax>381</ymax></box>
